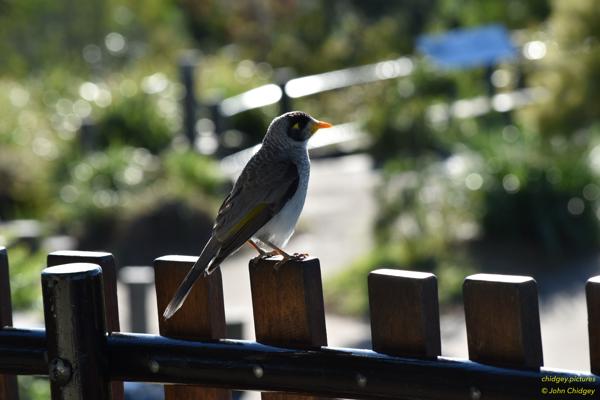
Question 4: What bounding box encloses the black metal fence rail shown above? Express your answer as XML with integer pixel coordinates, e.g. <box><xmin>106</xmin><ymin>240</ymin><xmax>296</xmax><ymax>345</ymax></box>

<box><xmin>1</xmin><ymin>328</ymin><xmax>599</xmax><ymax>400</ymax></box>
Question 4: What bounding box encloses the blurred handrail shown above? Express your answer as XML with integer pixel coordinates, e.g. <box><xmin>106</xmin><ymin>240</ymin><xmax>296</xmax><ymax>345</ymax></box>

<box><xmin>284</xmin><ymin>57</ymin><xmax>414</xmax><ymax>98</ymax></box>
<box><xmin>220</xmin><ymin>83</ymin><xmax>283</xmax><ymax>117</ymax></box>
<box><xmin>218</xmin><ymin>57</ymin><xmax>414</xmax><ymax>117</ymax></box>
<box><xmin>426</xmin><ymin>86</ymin><xmax>550</xmax><ymax>123</ymax></box>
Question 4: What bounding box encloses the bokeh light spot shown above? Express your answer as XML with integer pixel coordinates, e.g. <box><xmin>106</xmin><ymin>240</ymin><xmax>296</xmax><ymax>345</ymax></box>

<box><xmin>105</xmin><ymin>32</ymin><xmax>127</xmax><ymax>54</ymax></box>
<box><xmin>502</xmin><ymin>174</ymin><xmax>520</xmax><ymax>193</ymax></box>
<box><xmin>567</xmin><ymin>197</ymin><xmax>585</xmax><ymax>216</ymax></box>
<box><xmin>465</xmin><ymin>173</ymin><xmax>484</xmax><ymax>191</ymax></box>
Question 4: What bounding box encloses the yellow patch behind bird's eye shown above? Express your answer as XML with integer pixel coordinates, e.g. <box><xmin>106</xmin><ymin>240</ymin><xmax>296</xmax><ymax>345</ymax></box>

<box><xmin>291</xmin><ymin>122</ymin><xmax>300</xmax><ymax>130</ymax></box>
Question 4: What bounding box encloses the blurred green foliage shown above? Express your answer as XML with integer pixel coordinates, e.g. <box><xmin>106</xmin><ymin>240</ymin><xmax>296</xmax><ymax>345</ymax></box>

<box><xmin>430</xmin><ymin>0</ymin><xmax>550</xmax><ymax>30</ymax></box>
<box><xmin>94</xmin><ymin>92</ymin><xmax>174</xmax><ymax>153</ymax></box>
<box><xmin>330</xmin><ymin>123</ymin><xmax>600</xmax><ymax>314</ymax></box>
<box><xmin>18</xmin><ymin>376</ymin><xmax>50</xmax><ymax>400</ymax></box>
<box><xmin>6</xmin><ymin>245</ymin><xmax>45</xmax><ymax>312</ymax></box>
<box><xmin>51</xmin><ymin>144</ymin><xmax>225</xmax><ymax>253</ymax></box>
<box><xmin>524</xmin><ymin>0</ymin><xmax>600</xmax><ymax>135</ymax></box>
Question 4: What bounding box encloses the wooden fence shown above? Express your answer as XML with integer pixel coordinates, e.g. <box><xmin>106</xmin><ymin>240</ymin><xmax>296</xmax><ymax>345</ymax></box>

<box><xmin>0</xmin><ymin>245</ymin><xmax>599</xmax><ymax>399</ymax></box>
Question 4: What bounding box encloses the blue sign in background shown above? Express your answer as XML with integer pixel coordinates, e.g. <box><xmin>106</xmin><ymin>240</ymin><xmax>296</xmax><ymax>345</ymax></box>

<box><xmin>417</xmin><ymin>24</ymin><xmax>517</xmax><ymax>69</ymax></box>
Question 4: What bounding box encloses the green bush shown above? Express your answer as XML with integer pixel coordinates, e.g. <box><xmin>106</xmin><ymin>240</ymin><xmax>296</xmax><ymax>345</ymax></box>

<box><xmin>51</xmin><ymin>145</ymin><xmax>226</xmax><ymax>255</ymax></box>
<box><xmin>0</xmin><ymin>148</ymin><xmax>52</xmax><ymax>219</ymax></box>
<box><xmin>477</xmin><ymin>129</ymin><xmax>600</xmax><ymax>253</ymax></box>
<box><xmin>363</xmin><ymin>66</ymin><xmax>489</xmax><ymax>165</ymax></box>
<box><xmin>6</xmin><ymin>245</ymin><xmax>45</xmax><ymax>312</ymax></box>
<box><xmin>94</xmin><ymin>91</ymin><xmax>176</xmax><ymax>154</ymax></box>
<box><xmin>18</xmin><ymin>376</ymin><xmax>50</xmax><ymax>400</ymax></box>
<box><xmin>524</xmin><ymin>0</ymin><xmax>600</xmax><ymax>136</ymax></box>
<box><xmin>328</xmin><ymin>124</ymin><xmax>600</xmax><ymax>315</ymax></box>
<box><xmin>163</xmin><ymin>149</ymin><xmax>226</xmax><ymax>198</ymax></box>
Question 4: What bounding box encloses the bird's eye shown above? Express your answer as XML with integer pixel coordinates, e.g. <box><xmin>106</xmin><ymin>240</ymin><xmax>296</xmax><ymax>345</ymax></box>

<box><xmin>291</xmin><ymin>122</ymin><xmax>300</xmax><ymax>130</ymax></box>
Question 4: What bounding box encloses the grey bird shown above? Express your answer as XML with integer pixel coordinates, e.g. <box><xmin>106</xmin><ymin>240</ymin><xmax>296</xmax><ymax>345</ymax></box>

<box><xmin>163</xmin><ymin>111</ymin><xmax>332</xmax><ymax>319</ymax></box>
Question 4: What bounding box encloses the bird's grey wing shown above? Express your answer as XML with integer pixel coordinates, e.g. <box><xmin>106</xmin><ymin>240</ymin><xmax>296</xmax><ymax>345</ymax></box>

<box><xmin>211</xmin><ymin>159</ymin><xmax>300</xmax><ymax>258</ymax></box>
<box><xmin>163</xmin><ymin>159</ymin><xmax>300</xmax><ymax>320</ymax></box>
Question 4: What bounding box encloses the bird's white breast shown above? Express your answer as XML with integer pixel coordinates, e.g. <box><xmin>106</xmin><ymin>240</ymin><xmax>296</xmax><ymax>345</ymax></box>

<box><xmin>254</xmin><ymin>157</ymin><xmax>309</xmax><ymax>248</ymax></box>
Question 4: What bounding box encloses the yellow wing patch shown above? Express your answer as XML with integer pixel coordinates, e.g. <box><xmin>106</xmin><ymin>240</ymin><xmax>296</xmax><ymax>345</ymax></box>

<box><xmin>225</xmin><ymin>203</ymin><xmax>268</xmax><ymax>239</ymax></box>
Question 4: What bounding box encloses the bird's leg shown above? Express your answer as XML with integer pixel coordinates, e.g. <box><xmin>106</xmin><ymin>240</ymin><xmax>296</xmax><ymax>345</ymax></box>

<box><xmin>262</xmin><ymin>240</ymin><xmax>308</xmax><ymax>270</ymax></box>
<box><xmin>246</xmin><ymin>240</ymin><xmax>278</xmax><ymax>259</ymax></box>
<box><xmin>246</xmin><ymin>239</ymin><xmax>266</xmax><ymax>255</ymax></box>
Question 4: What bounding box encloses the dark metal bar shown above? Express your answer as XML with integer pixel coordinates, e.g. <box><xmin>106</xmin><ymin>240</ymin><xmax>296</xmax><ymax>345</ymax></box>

<box><xmin>42</xmin><ymin>263</ymin><xmax>110</xmax><ymax>400</ymax></box>
<box><xmin>107</xmin><ymin>334</ymin><xmax>599</xmax><ymax>400</ymax></box>
<box><xmin>1</xmin><ymin>330</ymin><xmax>599</xmax><ymax>399</ymax></box>
<box><xmin>0</xmin><ymin>328</ymin><xmax>46</xmax><ymax>375</ymax></box>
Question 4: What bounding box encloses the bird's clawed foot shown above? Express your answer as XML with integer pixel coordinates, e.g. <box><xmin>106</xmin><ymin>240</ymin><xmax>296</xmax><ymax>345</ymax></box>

<box><xmin>258</xmin><ymin>250</ymin><xmax>279</xmax><ymax>259</ymax></box>
<box><xmin>272</xmin><ymin>252</ymin><xmax>310</xmax><ymax>270</ymax></box>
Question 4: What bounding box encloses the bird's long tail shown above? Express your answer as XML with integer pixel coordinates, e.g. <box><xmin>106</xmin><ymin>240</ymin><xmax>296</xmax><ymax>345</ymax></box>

<box><xmin>163</xmin><ymin>236</ymin><xmax>221</xmax><ymax>320</ymax></box>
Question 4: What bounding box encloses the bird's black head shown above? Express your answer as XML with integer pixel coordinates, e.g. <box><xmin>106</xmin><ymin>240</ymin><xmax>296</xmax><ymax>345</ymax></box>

<box><xmin>264</xmin><ymin>111</ymin><xmax>332</xmax><ymax>146</ymax></box>
<box><xmin>285</xmin><ymin>111</ymin><xmax>314</xmax><ymax>142</ymax></box>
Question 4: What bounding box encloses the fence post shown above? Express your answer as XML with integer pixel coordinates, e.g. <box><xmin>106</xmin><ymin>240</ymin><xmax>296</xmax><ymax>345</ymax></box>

<box><xmin>79</xmin><ymin>117</ymin><xmax>96</xmax><ymax>152</ymax></box>
<box><xmin>368</xmin><ymin>269</ymin><xmax>441</xmax><ymax>358</ymax></box>
<box><xmin>275</xmin><ymin>68</ymin><xmax>294</xmax><ymax>114</ymax></box>
<box><xmin>42</xmin><ymin>263</ymin><xmax>109</xmax><ymax>400</ymax></box>
<box><xmin>179</xmin><ymin>53</ymin><xmax>199</xmax><ymax>145</ymax></box>
<box><xmin>249</xmin><ymin>257</ymin><xmax>327</xmax><ymax>400</ymax></box>
<box><xmin>119</xmin><ymin>266</ymin><xmax>154</xmax><ymax>333</ymax></box>
<box><xmin>463</xmin><ymin>274</ymin><xmax>543</xmax><ymax>370</ymax></box>
<box><xmin>47</xmin><ymin>250</ymin><xmax>124</xmax><ymax>400</ymax></box>
<box><xmin>586</xmin><ymin>277</ymin><xmax>600</xmax><ymax>374</ymax></box>
<box><xmin>0</xmin><ymin>247</ymin><xmax>18</xmax><ymax>400</ymax></box>
<box><xmin>209</xmin><ymin>101</ymin><xmax>225</xmax><ymax>137</ymax></box>
<box><xmin>154</xmin><ymin>255</ymin><xmax>230</xmax><ymax>400</ymax></box>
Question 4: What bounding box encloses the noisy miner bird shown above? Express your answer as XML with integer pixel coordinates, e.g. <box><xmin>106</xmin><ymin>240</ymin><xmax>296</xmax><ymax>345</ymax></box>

<box><xmin>163</xmin><ymin>111</ymin><xmax>332</xmax><ymax>319</ymax></box>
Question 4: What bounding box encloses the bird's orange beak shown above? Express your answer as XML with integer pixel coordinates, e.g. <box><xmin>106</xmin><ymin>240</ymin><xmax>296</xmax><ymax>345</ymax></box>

<box><xmin>311</xmin><ymin>120</ymin><xmax>333</xmax><ymax>134</ymax></box>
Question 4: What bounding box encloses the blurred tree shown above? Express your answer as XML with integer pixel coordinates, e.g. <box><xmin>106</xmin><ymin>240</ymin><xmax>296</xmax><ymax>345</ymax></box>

<box><xmin>429</xmin><ymin>0</ymin><xmax>550</xmax><ymax>30</ymax></box>
<box><xmin>0</xmin><ymin>0</ymin><xmax>188</xmax><ymax>76</ymax></box>
<box><xmin>177</xmin><ymin>0</ymin><xmax>440</xmax><ymax>74</ymax></box>
<box><xmin>95</xmin><ymin>92</ymin><xmax>175</xmax><ymax>154</ymax></box>
<box><xmin>0</xmin><ymin>0</ymin><xmax>106</xmax><ymax>74</ymax></box>
<box><xmin>526</xmin><ymin>0</ymin><xmax>600</xmax><ymax>135</ymax></box>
